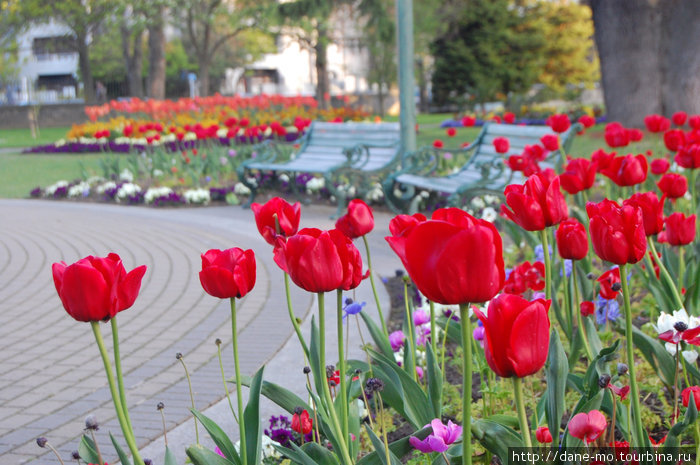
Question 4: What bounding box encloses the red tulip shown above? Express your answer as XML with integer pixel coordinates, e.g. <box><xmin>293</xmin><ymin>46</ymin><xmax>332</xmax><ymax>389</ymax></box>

<box><xmin>501</xmin><ymin>172</ymin><xmax>568</xmax><ymax>231</ymax></box>
<box><xmin>650</xmin><ymin>158</ymin><xmax>670</xmax><ymax>175</ymax></box>
<box><xmin>568</xmin><ymin>410</ymin><xmax>607</xmax><ymax>444</ymax></box>
<box><xmin>503</xmin><ymin>261</ymin><xmax>544</xmax><ymax>295</ymax></box>
<box><xmin>664</xmin><ymin>213</ymin><xmax>696</xmax><ymax>246</ymax></box>
<box><xmin>586</xmin><ymin>199</ymin><xmax>647</xmax><ymax>265</ymax></box>
<box><xmin>504</xmin><ymin>112</ymin><xmax>516</xmax><ymax>124</ymax></box>
<box><xmin>474</xmin><ymin>294</ymin><xmax>550</xmax><ymax>378</ymax></box>
<box><xmin>627</xmin><ymin>128</ymin><xmax>644</xmax><ymax>142</ymax></box>
<box><xmin>540</xmin><ymin>134</ymin><xmax>559</xmax><ymax>151</ymax></box>
<box><xmin>251</xmin><ymin>197</ymin><xmax>301</xmax><ymax>245</ymax></box>
<box><xmin>559</xmin><ymin>158</ymin><xmax>597</xmax><ymax>194</ymax></box>
<box><xmin>535</xmin><ymin>426</ymin><xmax>553</xmax><ymax>444</ymax></box>
<box><xmin>493</xmin><ymin>137</ymin><xmax>510</xmax><ymax>154</ymax></box>
<box><xmin>291</xmin><ymin>409</ymin><xmax>313</xmax><ymax>435</ymax></box>
<box><xmin>461</xmin><ymin>116</ymin><xmax>476</xmax><ymax>127</ymax></box>
<box><xmin>546</xmin><ymin>113</ymin><xmax>571</xmax><ymax>133</ymax></box>
<box><xmin>675</xmin><ymin>144</ymin><xmax>700</xmax><ymax>169</ymax></box>
<box><xmin>274</xmin><ymin>228</ymin><xmax>365</xmax><ymax>292</ymax></box>
<box><xmin>672</xmin><ymin>111</ymin><xmax>687</xmax><ymax>126</ymax></box>
<box><xmin>682</xmin><ymin>386</ymin><xmax>700</xmax><ymax>408</ymax></box>
<box><xmin>657</xmin><ymin>173</ymin><xmax>688</xmax><ymax>199</ymax></box>
<box><xmin>556</xmin><ymin>219</ymin><xmax>589</xmax><ymax>260</ymax></box>
<box><xmin>433</xmin><ymin>139</ymin><xmax>444</xmax><ymax>149</ymax></box>
<box><xmin>644</xmin><ymin>114</ymin><xmax>670</xmax><ymax>133</ymax></box>
<box><xmin>599</xmin><ymin>154</ymin><xmax>648</xmax><ymax>186</ymax></box>
<box><xmin>386</xmin><ymin>208</ymin><xmax>504</xmax><ymax>305</ymax></box>
<box><xmin>591</xmin><ymin>148</ymin><xmax>615</xmax><ymax>171</ymax></box>
<box><xmin>690</xmin><ymin>115</ymin><xmax>700</xmax><ymax>130</ymax></box>
<box><xmin>604</xmin><ymin>123</ymin><xmax>630</xmax><ymax>148</ymax></box>
<box><xmin>663</xmin><ymin>129</ymin><xmax>686</xmax><ymax>152</ymax></box>
<box><xmin>578</xmin><ymin>114</ymin><xmax>596</xmax><ymax>128</ymax></box>
<box><xmin>446</xmin><ymin>127</ymin><xmax>457</xmax><ymax>137</ymax></box>
<box><xmin>580</xmin><ymin>301</ymin><xmax>595</xmax><ymax>316</ymax></box>
<box><xmin>598</xmin><ymin>268</ymin><xmax>621</xmax><ymax>300</ymax></box>
<box><xmin>335</xmin><ymin>199</ymin><xmax>374</xmax><ymax>239</ymax></box>
<box><xmin>199</xmin><ymin>248</ymin><xmax>256</xmax><ymax>299</ymax></box>
<box><xmin>623</xmin><ymin>192</ymin><xmax>664</xmax><ymax>236</ymax></box>
<box><xmin>52</xmin><ymin>253</ymin><xmax>147</xmax><ymax>322</ymax></box>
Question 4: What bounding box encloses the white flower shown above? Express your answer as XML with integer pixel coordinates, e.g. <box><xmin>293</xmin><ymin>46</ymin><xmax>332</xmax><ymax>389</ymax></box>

<box><xmin>470</xmin><ymin>197</ymin><xmax>485</xmax><ymax>209</ymax></box>
<box><xmin>153</xmin><ymin>169</ymin><xmax>164</xmax><ymax>177</ymax></box>
<box><xmin>278</xmin><ymin>173</ymin><xmax>289</xmax><ymax>183</ymax></box>
<box><xmin>184</xmin><ymin>132</ymin><xmax>197</xmax><ymax>141</ymax></box>
<box><xmin>45</xmin><ymin>180</ymin><xmax>69</xmax><ymax>196</ymax></box>
<box><xmin>481</xmin><ymin>207</ymin><xmax>497</xmax><ymax>222</ymax></box>
<box><xmin>119</xmin><ymin>168</ymin><xmax>134</xmax><ymax>182</ymax></box>
<box><xmin>305</xmin><ymin>177</ymin><xmax>325</xmax><ymax>193</ymax></box>
<box><xmin>654</xmin><ymin>308</ymin><xmax>698</xmax><ymax>335</ymax></box>
<box><xmin>97</xmin><ymin>181</ymin><xmax>117</xmax><ymax>194</ymax></box>
<box><xmin>183</xmin><ymin>188</ymin><xmax>210</xmax><ymax>205</ymax></box>
<box><xmin>86</xmin><ymin>176</ymin><xmax>104</xmax><ymax>185</ymax></box>
<box><xmin>68</xmin><ymin>182</ymin><xmax>90</xmax><ymax>198</ymax></box>
<box><xmin>483</xmin><ymin>194</ymin><xmax>500</xmax><ymax>205</ymax></box>
<box><xmin>234</xmin><ymin>182</ymin><xmax>251</xmax><ymax>195</ymax></box>
<box><xmin>116</xmin><ymin>182</ymin><xmax>141</xmax><ymax>201</ymax></box>
<box><xmin>664</xmin><ymin>343</ymin><xmax>699</xmax><ymax>364</ymax></box>
<box><xmin>144</xmin><ymin>186</ymin><xmax>174</xmax><ymax>204</ymax></box>
<box><xmin>216</xmin><ymin>128</ymin><xmax>228</xmax><ymax>138</ymax></box>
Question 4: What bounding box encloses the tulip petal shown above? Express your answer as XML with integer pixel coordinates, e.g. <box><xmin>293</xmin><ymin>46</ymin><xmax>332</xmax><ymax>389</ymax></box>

<box><xmin>117</xmin><ymin>265</ymin><xmax>147</xmax><ymax>314</ymax></box>
<box><xmin>59</xmin><ymin>263</ymin><xmax>110</xmax><ymax>321</ymax></box>
<box><xmin>199</xmin><ymin>267</ymin><xmax>237</xmax><ymax>299</ymax></box>
<box><xmin>506</xmin><ymin>300</ymin><xmax>550</xmax><ymax>377</ymax></box>
<box><xmin>409</xmin><ymin>436</ymin><xmax>435</xmax><ymax>454</ymax></box>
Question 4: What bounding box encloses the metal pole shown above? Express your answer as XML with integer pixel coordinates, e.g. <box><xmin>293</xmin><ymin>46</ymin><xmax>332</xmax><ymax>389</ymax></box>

<box><xmin>397</xmin><ymin>0</ymin><xmax>416</xmax><ymax>152</ymax></box>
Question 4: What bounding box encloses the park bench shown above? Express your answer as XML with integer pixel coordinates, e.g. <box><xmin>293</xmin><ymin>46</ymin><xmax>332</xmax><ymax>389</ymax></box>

<box><xmin>237</xmin><ymin>121</ymin><xmax>401</xmax><ymax>216</ymax></box>
<box><xmin>383</xmin><ymin>122</ymin><xmax>580</xmax><ymax>213</ymax></box>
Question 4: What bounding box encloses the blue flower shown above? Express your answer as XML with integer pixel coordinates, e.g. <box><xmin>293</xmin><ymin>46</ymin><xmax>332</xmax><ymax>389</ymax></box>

<box><xmin>343</xmin><ymin>300</ymin><xmax>366</xmax><ymax>322</ymax></box>
<box><xmin>559</xmin><ymin>259</ymin><xmax>572</xmax><ymax>278</ymax></box>
<box><xmin>596</xmin><ymin>294</ymin><xmax>620</xmax><ymax>325</ymax></box>
<box><xmin>534</xmin><ymin>244</ymin><xmax>553</xmax><ymax>263</ymax></box>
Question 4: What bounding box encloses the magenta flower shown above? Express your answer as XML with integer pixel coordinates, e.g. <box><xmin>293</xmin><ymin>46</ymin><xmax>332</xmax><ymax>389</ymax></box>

<box><xmin>413</xmin><ymin>309</ymin><xmax>430</xmax><ymax>326</ymax></box>
<box><xmin>409</xmin><ymin>419</ymin><xmax>463</xmax><ymax>453</ymax></box>
<box><xmin>389</xmin><ymin>330</ymin><xmax>405</xmax><ymax>352</ymax></box>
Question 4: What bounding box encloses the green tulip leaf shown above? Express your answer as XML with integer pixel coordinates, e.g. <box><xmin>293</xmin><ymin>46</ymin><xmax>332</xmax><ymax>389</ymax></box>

<box><xmin>191</xmin><ymin>409</ymin><xmax>241</xmax><ymax>465</ymax></box>
<box><xmin>486</xmin><ymin>414</ymin><xmax>520</xmax><ymax>429</ymax></box>
<box><xmin>109</xmin><ymin>433</ymin><xmax>133</xmax><ymax>465</ymax></box>
<box><xmin>583</xmin><ymin>316</ymin><xmax>603</xmax><ymax>357</ymax></box>
<box><xmin>78</xmin><ymin>435</ymin><xmax>100</xmax><ymax>465</ymax></box>
<box><xmin>545</xmin><ymin>329</ymin><xmax>569</xmax><ymax>439</ymax></box>
<box><xmin>164</xmin><ymin>445</ymin><xmax>178</xmax><ymax>465</ymax></box>
<box><xmin>186</xmin><ymin>444</ymin><xmax>236</xmax><ymax>465</ymax></box>
<box><xmin>301</xmin><ymin>441</ymin><xmax>341</xmax><ymax>465</ymax></box>
<box><xmin>628</xmin><ymin>325</ymin><xmax>675</xmax><ymax>390</ymax></box>
<box><xmin>243</xmin><ymin>366</ymin><xmax>264</xmax><ymax>465</ymax></box>
<box><xmin>425</xmin><ymin>343</ymin><xmax>443</xmax><ymax>418</ymax></box>
<box><xmin>472</xmin><ymin>419</ymin><xmax>524</xmax><ymax>465</ymax></box>
<box><xmin>363</xmin><ymin>425</ymin><xmax>403</xmax><ymax>465</ymax></box>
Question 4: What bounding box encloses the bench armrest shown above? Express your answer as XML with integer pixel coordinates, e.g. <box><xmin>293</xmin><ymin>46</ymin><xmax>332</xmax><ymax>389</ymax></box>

<box><xmin>343</xmin><ymin>141</ymin><xmax>400</xmax><ymax>168</ymax></box>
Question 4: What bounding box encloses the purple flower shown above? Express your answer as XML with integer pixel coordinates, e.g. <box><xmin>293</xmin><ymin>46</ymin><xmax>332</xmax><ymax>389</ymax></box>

<box><xmin>416</xmin><ymin>366</ymin><xmax>424</xmax><ymax>380</ymax></box>
<box><xmin>343</xmin><ymin>300</ymin><xmax>366</xmax><ymax>322</ymax></box>
<box><xmin>413</xmin><ymin>309</ymin><xmax>430</xmax><ymax>326</ymax></box>
<box><xmin>389</xmin><ymin>330</ymin><xmax>405</xmax><ymax>352</ymax></box>
<box><xmin>473</xmin><ymin>321</ymin><xmax>485</xmax><ymax>343</ymax></box>
<box><xmin>409</xmin><ymin>419</ymin><xmax>463</xmax><ymax>453</ymax></box>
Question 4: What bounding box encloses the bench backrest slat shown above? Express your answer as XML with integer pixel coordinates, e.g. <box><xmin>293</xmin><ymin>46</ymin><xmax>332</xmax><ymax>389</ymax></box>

<box><xmin>295</xmin><ymin>122</ymin><xmax>400</xmax><ymax>165</ymax></box>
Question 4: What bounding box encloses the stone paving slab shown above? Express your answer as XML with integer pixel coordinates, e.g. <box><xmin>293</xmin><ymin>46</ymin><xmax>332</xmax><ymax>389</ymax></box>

<box><xmin>0</xmin><ymin>200</ymin><xmax>400</xmax><ymax>464</ymax></box>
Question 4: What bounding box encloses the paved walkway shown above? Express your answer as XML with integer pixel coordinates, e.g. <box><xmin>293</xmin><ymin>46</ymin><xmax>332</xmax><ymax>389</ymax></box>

<box><xmin>0</xmin><ymin>199</ymin><xmax>400</xmax><ymax>464</ymax></box>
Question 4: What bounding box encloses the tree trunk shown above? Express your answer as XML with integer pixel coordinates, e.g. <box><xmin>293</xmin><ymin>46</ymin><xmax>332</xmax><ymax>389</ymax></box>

<box><xmin>77</xmin><ymin>38</ymin><xmax>95</xmax><ymax>103</ymax></box>
<box><xmin>590</xmin><ymin>0</ymin><xmax>700</xmax><ymax>126</ymax></box>
<box><xmin>122</xmin><ymin>26</ymin><xmax>144</xmax><ymax>98</ymax></box>
<box><xmin>199</xmin><ymin>56</ymin><xmax>210</xmax><ymax>96</ymax></box>
<box><xmin>315</xmin><ymin>22</ymin><xmax>330</xmax><ymax>109</ymax></box>
<box><xmin>148</xmin><ymin>14</ymin><xmax>166</xmax><ymax>99</ymax></box>
<box><xmin>590</xmin><ymin>0</ymin><xmax>661</xmax><ymax>126</ymax></box>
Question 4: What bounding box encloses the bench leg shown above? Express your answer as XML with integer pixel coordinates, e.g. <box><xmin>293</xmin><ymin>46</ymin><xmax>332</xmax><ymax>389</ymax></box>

<box><xmin>382</xmin><ymin>175</ymin><xmax>415</xmax><ymax>214</ymax></box>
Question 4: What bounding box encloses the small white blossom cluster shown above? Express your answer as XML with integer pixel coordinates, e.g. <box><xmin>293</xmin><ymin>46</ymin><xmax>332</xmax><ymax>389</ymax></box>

<box><xmin>67</xmin><ymin>181</ymin><xmax>91</xmax><ymax>198</ymax></box>
<box><xmin>234</xmin><ymin>435</ymin><xmax>280</xmax><ymax>460</ymax></box>
<box><xmin>183</xmin><ymin>188</ymin><xmax>211</xmax><ymax>205</ymax></box>
<box><xmin>144</xmin><ymin>186</ymin><xmax>174</xmax><ymax>204</ymax></box>
<box><xmin>365</xmin><ymin>182</ymin><xmax>384</xmax><ymax>203</ymax></box>
<box><xmin>97</xmin><ymin>181</ymin><xmax>117</xmax><ymax>194</ymax></box>
<box><xmin>119</xmin><ymin>168</ymin><xmax>134</xmax><ymax>182</ymax></box>
<box><xmin>234</xmin><ymin>182</ymin><xmax>251</xmax><ymax>195</ymax></box>
<box><xmin>116</xmin><ymin>183</ymin><xmax>142</xmax><ymax>201</ymax></box>
<box><xmin>45</xmin><ymin>180</ymin><xmax>69</xmax><ymax>196</ymax></box>
<box><xmin>305</xmin><ymin>177</ymin><xmax>325</xmax><ymax>193</ymax></box>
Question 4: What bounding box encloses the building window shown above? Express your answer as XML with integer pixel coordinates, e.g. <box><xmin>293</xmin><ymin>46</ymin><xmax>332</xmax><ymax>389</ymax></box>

<box><xmin>33</xmin><ymin>36</ymin><xmax>75</xmax><ymax>58</ymax></box>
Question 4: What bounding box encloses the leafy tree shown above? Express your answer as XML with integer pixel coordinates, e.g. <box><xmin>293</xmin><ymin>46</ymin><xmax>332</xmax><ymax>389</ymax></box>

<box><xmin>359</xmin><ymin>0</ymin><xmax>396</xmax><ymax>115</ymax></box>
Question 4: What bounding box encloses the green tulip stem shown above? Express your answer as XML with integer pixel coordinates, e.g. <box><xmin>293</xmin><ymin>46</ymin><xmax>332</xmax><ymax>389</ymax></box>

<box><xmin>403</xmin><ymin>279</ymin><xmax>418</xmax><ymax>382</ymax></box>
<box><xmin>230</xmin><ymin>298</ymin><xmax>247</xmax><ymax>465</ymax></box>
<box><xmin>177</xmin><ymin>355</ymin><xmax>199</xmax><ymax>445</ymax></box>
<box><xmin>647</xmin><ymin>237</ymin><xmax>685</xmax><ymax>309</ymax></box>
<box><xmin>561</xmin><ymin>265</ymin><xmax>573</xmax><ymax>340</ymax></box>
<box><xmin>216</xmin><ymin>341</ymin><xmax>238</xmax><ymax>423</ymax></box>
<box><xmin>110</xmin><ymin>317</ymin><xmax>134</xmax><ymax>437</ymax></box>
<box><xmin>459</xmin><ymin>303</ymin><xmax>472</xmax><ymax>465</ymax></box>
<box><xmin>619</xmin><ymin>264</ymin><xmax>645</xmax><ymax>447</ymax></box>
<box><xmin>440</xmin><ymin>313</ymin><xmax>453</xmax><ymax>377</ymax></box>
<box><xmin>429</xmin><ymin>300</ymin><xmax>438</xmax><ymax>359</ymax></box>
<box><xmin>336</xmin><ymin>289</ymin><xmax>349</xmax><ymax>444</ymax></box>
<box><xmin>512</xmin><ymin>377</ymin><xmax>533</xmax><ymax>448</ymax></box>
<box><xmin>362</xmin><ymin>235</ymin><xmax>388</xmax><ymax>338</ymax></box>
<box><xmin>679</xmin><ymin>246</ymin><xmax>685</xmax><ymax>293</ymax></box>
<box><xmin>317</xmin><ymin>292</ymin><xmax>352</xmax><ymax>465</ymax></box>
<box><xmin>539</xmin><ymin>229</ymin><xmax>552</xmax><ymax>301</ymax></box>
<box><xmin>284</xmin><ymin>272</ymin><xmax>310</xmax><ymax>359</ymax></box>
<box><xmin>572</xmin><ymin>264</ymin><xmax>594</xmax><ymax>360</ymax></box>
<box><xmin>90</xmin><ymin>322</ymin><xmax>144</xmax><ymax>465</ymax></box>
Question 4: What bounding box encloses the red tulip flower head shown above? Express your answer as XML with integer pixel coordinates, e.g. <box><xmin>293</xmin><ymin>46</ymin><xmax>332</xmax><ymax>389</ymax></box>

<box><xmin>556</xmin><ymin>219</ymin><xmax>589</xmax><ymax>260</ymax></box>
<box><xmin>335</xmin><ymin>199</ymin><xmax>374</xmax><ymax>239</ymax></box>
<box><xmin>644</xmin><ymin>114</ymin><xmax>671</xmax><ymax>133</ymax></box>
<box><xmin>623</xmin><ymin>192</ymin><xmax>664</xmax><ymax>236</ymax></box>
<box><xmin>52</xmin><ymin>253</ymin><xmax>147</xmax><ymax>322</ymax></box>
<box><xmin>540</xmin><ymin>134</ymin><xmax>559</xmax><ymax>151</ymax></box>
<box><xmin>664</xmin><ymin>129</ymin><xmax>686</xmax><ymax>152</ymax></box>
<box><xmin>597</xmin><ymin>268</ymin><xmax>621</xmax><ymax>300</ymax></box>
<box><xmin>580</xmin><ymin>301</ymin><xmax>595</xmax><ymax>316</ymax></box>
<box><xmin>604</xmin><ymin>123</ymin><xmax>630</xmax><ymax>148</ymax></box>
<box><xmin>591</xmin><ymin>148</ymin><xmax>616</xmax><ymax>171</ymax></box>
<box><xmin>568</xmin><ymin>410</ymin><xmax>607</xmax><ymax>444</ymax></box>
<box><xmin>559</xmin><ymin>158</ymin><xmax>597</xmax><ymax>195</ymax></box>
<box><xmin>433</xmin><ymin>139</ymin><xmax>444</xmax><ymax>149</ymax></box>
<box><xmin>474</xmin><ymin>294</ymin><xmax>550</xmax><ymax>378</ymax></box>
<box><xmin>682</xmin><ymin>386</ymin><xmax>700</xmax><ymax>408</ymax></box>
<box><xmin>650</xmin><ymin>158</ymin><xmax>671</xmax><ymax>175</ymax></box>
<box><xmin>446</xmin><ymin>127</ymin><xmax>457</xmax><ymax>137</ymax></box>
<box><xmin>251</xmin><ymin>197</ymin><xmax>301</xmax><ymax>245</ymax></box>
<box><xmin>462</xmin><ymin>116</ymin><xmax>476</xmax><ymax>127</ymax></box>
<box><xmin>501</xmin><ymin>172</ymin><xmax>568</xmax><ymax>231</ymax></box>
<box><xmin>664</xmin><ymin>213</ymin><xmax>696</xmax><ymax>246</ymax></box>
<box><xmin>600</xmin><ymin>154</ymin><xmax>648</xmax><ymax>187</ymax></box>
<box><xmin>586</xmin><ymin>199</ymin><xmax>647</xmax><ymax>265</ymax></box>
<box><xmin>673</xmin><ymin>111</ymin><xmax>688</xmax><ymax>126</ymax></box>
<box><xmin>493</xmin><ymin>137</ymin><xmax>510</xmax><ymax>154</ymax></box>
<box><xmin>546</xmin><ymin>113</ymin><xmax>571</xmax><ymax>133</ymax></box>
<box><xmin>274</xmin><ymin>228</ymin><xmax>366</xmax><ymax>292</ymax></box>
<box><xmin>386</xmin><ymin>208</ymin><xmax>504</xmax><ymax>305</ymax></box>
<box><xmin>578</xmin><ymin>114</ymin><xmax>596</xmax><ymax>129</ymax></box>
<box><xmin>291</xmin><ymin>409</ymin><xmax>313</xmax><ymax>435</ymax></box>
<box><xmin>504</xmin><ymin>112</ymin><xmax>516</xmax><ymax>124</ymax></box>
<box><xmin>199</xmin><ymin>248</ymin><xmax>256</xmax><ymax>299</ymax></box>
<box><xmin>657</xmin><ymin>173</ymin><xmax>688</xmax><ymax>199</ymax></box>
<box><xmin>676</xmin><ymin>144</ymin><xmax>700</xmax><ymax>169</ymax></box>
<box><xmin>535</xmin><ymin>426</ymin><xmax>553</xmax><ymax>444</ymax></box>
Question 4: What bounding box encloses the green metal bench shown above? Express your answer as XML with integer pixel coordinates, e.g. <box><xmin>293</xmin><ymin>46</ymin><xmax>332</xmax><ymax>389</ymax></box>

<box><xmin>383</xmin><ymin>122</ymin><xmax>580</xmax><ymax>213</ymax></box>
<box><xmin>237</xmin><ymin>121</ymin><xmax>401</xmax><ymax>215</ymax></box>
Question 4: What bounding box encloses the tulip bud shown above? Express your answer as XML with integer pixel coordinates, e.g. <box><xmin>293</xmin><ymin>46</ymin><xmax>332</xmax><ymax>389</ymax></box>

<box><xmin>598</xmin><ymin>374</ymin><xmax>611</xmax><ymax>388</ymax></box>
<box><xmin>72</xmin><ymin>451</ymin><xmax>80</xmax><ymax>460</ymax></box>
<box><xmin>157</xmin><ymin>402</ymin><xmax>165</xmax><ymax>411</ymax></box>
<box><xmin>355</xmin><ymin>368</ymin><xmax>362</xmax><ymax>374</ymax></box>
<box><xmin>366</xmin><ymin>377</ymin><xmax>384</xmax><ymax>392</ymax></box>
<box><xmin>303</xmin><ymin>366</ymin><xmax>311</xmax><ymax>374</ymax></box>
<box><xmin>611</xmin><ymin>282</ymin><xmax>622</xmax><ymax>292</ymax></box>
<box><xmin>617</xmin><ymin>363</ymin><xmax>629</xmax><ymax>376</ymax></box>
<box><xmin>176</xmin><ymin>352</ymin><xmax>183</xmax><ymax>360</ymax></box>
<box><xmin>145</xmin><ymin>459</ymin><xmax>153</xmax><ymax>465</ymax></box>
<box><xmin>587</xmin><ymin>272</ymin><xmax>596</xmax><ymax>280</ymax></box>
<box><xmin>36</xmin><ymin>437</ymin><xmax>48</xmax><ymax>448</ymax></box>
<box><xmin>215</xmin><ymin>338</ymin><xmax>222</xmax><ymax>346</ymax></box>
<box><xmin>85</xmin><ymin>415</ymin><xmax>99</xmax><ymax>430</ymax></box>
<box><xmin>675</xmin><ymin>321</ymin><xmax>689</xmax><ymax>332</ymax></box>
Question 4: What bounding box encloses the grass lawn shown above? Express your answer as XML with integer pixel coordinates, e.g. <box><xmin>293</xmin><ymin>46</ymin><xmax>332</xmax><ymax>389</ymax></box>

<box><xmin>0</xmin><ymin>127</ymin><xmax>71</xmax><ymax>148</ymax></box>
<box><xmin>0</xmin><ymin>152</ymin><xmax>103</xmax><ymax>198</ymax></box>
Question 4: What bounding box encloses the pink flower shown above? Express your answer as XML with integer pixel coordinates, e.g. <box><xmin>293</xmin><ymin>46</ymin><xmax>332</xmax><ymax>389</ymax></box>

<box><xmin>409</xmin><ymin>419</ymin><xmax>463</xmax><ymax>453</ymax></box>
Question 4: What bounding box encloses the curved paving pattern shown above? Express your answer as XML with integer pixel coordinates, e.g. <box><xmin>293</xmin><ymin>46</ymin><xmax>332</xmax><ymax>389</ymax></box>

<box><xmin>0</xmin><ymin>199</ymin><xmax>400</xmax><ymax>464</ymax></box>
